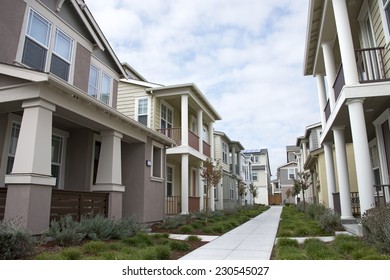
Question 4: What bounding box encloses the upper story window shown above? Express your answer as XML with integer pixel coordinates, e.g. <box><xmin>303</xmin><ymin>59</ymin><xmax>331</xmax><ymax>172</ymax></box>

<box><xmin>380</xmin><ymin>0</ymin><xmax>390</xmax><ymax>42</ymax></box>
<box><xmin>222</xmin><ymin>141</ymin><xmax>228</xmax><ymax>163</ymax></box>
<box><xmin>288</xmin><ymin>168</ymin><xmax>296</xmax><ymax>180</ymax></box>
<box><xmin>22</xmin><ymin>9</ymin><xmax>73</xmax><ymax>81</ymax></box>
<box><xmin>88</xmin><ymin>65</ymin><xmax>112</xmax><ymax>105</ymax></box>
<box><xmin>135</xmin><ymin>97</ymin><xmax>149</xmax><ymax>126</ymax></box>
<box><xmin>253</xmin><ymin>155</ymin><xmax>260</xmax><ymax>163</ymax></box>
<box><xmin>251</xmin><ymin>170</ymin><xmax>258</xmax><ymax>181</ymax></box>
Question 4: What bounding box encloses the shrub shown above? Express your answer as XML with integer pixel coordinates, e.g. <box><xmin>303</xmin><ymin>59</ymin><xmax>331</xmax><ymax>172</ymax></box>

<box><xmin>0</xmin><ymin>220</ymin><xmax>35</xmax><ymax>260</ymax></box>
<box><xmin>154</xmin><ymin>245</ymin><xmax>171</xmax><ymax>260</ymax></box>
<box><xmin>60</xmin><ymin>247</ymin><xmax>82</xmax><ymax>260</ymax></box>
<box><xmin>361</xmin><ymin>205</ymin><xmax>390</xmax><ymax>253</ymax></box>
<box><xmin>122</xmin><ymin>232</ymin><xmax>153</xmax><ymax>248</ymax></box>
<box><xmin>317</xmin><ymin>209</ymin><xmax>343</xmax><ymax>233</ymax></box>
<box><xmin>169</xmin><ymin>240</ymin><xmax>190</xmax><ymax>251</ymax></box>
<box><xmin>178</xmin><ymin>225</ymin><xmax>193</xmax><ymax>234</ymax></box>
<box><xmin>186</xmin><ymin>235</ymin><xmax>201</xmax><ymax>242</ymax></box>
<box><xmin>45</xmin><ymin>215</ymin><xmax>85</xmax><ymax>246</ymax></box>
<box><xmin>160</xmin><ymin>215</ymin><xmax>187</xmax><ymax>229</ymax></box>
<box><xmin>80</xmin><ymin>214</ymin><xmax>115</xmax><ymax>240</ymax></box>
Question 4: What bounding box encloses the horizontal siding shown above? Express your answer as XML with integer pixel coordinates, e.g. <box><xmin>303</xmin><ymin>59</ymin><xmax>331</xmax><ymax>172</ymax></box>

<box><xmin>117</xmin><ymin>83</ymin><xmax>148</xmax><ymax>120</ymax></box>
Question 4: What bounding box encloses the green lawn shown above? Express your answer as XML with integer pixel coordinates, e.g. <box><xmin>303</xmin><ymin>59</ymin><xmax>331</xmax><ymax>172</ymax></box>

<box><xmin>273</xmin><ymin>205</ymin><xmax>390</xmax><ymax>260</ymax></box>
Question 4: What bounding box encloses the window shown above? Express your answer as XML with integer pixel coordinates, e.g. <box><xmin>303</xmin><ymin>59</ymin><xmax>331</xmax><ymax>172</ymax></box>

<box><xmin>253</xmin><ymin>155</ymin><xmax>260</xmax><ymax>163</ymax></box>
<box><xmin>51</xmin><ymin>135</ymin><xmax>63</xmax><ymax>187</ymax></box>
<box><xmin>6</xmin><ymin>122</ymin><xmax>66</xmax><ymax>187</ymax></box>
<box><xmin>383</xmin><ymin>0</ymin><xmax>390</xmax><ymax>31</ymax></box>
<box><xmin>22</xmin><ymin>9</ymin><xmax>73</xmax><ymax>81</ymax></box>
<box><xmin>288</xmin><ymin>168</ymin><xmax>296</xmax><ymax>180</ymax></box>
<box><xmin>88</xmin><ymin>65</ymin><xmax>112</xmax><ymax>105</ymax></box>
<box><xmin>252</xmin><ymin>171</ymin><xmax>258</xmax><ymax>181</ymax></box>
<box><xmin>6</xmin><ymin>122</ymin><xmax>21</xmax><ymax>174</ymax></box>
<box><xmin>160</xmin><ymin>103</ymin><xmax>173</xmax><ymax>133</ymax></box>
<box><xmin>152</xmin><ymin>146</ymin><xmax>162</xmax><ymax>178</ymax></box>
<box><xmin>222</xmin><ymin>142</ymin><xmax>228</xmax><ymax>163</ymax></box>
<box><xmin>51</xmin><ymin>29</ymin><xmax>73</xmax><ymax>80</ymax></box>
<box><xmin>167</xmin><ymin>166</ymin><xmax>173</xmax><ymax>196</ymax></box>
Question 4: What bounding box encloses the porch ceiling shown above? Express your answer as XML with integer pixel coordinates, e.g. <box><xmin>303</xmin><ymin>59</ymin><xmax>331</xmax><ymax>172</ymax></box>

<box><xmin>322</xmin><ymin>94</ymin><xmax>390</xmax><ymax>144</ymax></box>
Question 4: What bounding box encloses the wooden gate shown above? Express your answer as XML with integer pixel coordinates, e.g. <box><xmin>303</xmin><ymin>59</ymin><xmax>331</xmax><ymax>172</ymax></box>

<box><xmin>268</xmin><ymin>193</ymin><xmax>282</xmax><ymax>205</ymax></box>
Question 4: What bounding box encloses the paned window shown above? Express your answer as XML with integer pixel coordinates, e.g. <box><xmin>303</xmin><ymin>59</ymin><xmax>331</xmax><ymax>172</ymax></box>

<box><xmin>88</xmin><ymin>65</ymin><xmax>112</xmax><ymax>105</ymax></box>
<box><xmin>137</xmin><ymin>98</ymin><xmax>149</xmax><ymax>126</ymax></box>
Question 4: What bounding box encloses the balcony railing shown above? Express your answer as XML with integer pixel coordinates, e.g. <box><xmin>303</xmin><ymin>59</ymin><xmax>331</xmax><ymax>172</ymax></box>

<box><xmin>165</xmin><ymin>195</ymin><xmax>181</xmax><ymax>215</ymax></box>
<box><xmin>355</xmin><ymin>47</ymin><xmax>387</xmax><ymax>83</ymax></box>
<box><xmin>333</xmin><ymin>64</ymin><xmax>345</xmax><ymax>101</ymax></box>
<box><xmin>324</xmin><ymin>99</ymin><xmax>331</xmax><ymax>121</ymax></box>
<box><xmin>0</xmin><ymin>187</ymin><xmax>6</xmax><ymax>220</ymax></box>
<box><xmin>158</xmin><ymin>127</ymin><xmax>211</xmax><ymax>157</ymax></box>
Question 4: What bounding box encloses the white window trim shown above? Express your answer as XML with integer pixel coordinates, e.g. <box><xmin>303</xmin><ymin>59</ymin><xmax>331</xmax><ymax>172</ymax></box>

<box><xmin>89</xmin><ymin>58</ymin><xmax>114</xmax><ymax>106</ymax></box>
<box><xmin>19</xmin><ymin>8</ymin><xmax>76</xmax><ymax>83</ymax></box>
<box><xmin>151</xmin><ymin>141</ymin><xmax>164</xmax><ymax>181</ymax></box>
<box><xmin>378</xmin><ymin>0</ymin><xmax>390</xmax><ymax>46</ymax></box>
<box><xmin>52</xmin><ymin>127</ymin><xmax>69</xmax><ymax>189</ymax></box>
<box><xmin>288</xmin><ymin>168</ymin><xmax>296</xmax><ymax>180</ymax></box>
<box><xmin>166</xmin><ymin>164</ymin><xmax>175</xmax><ymax>196</ymax></box>
<box><xmin>222</xmin><ymin>141</ymin><xmax>228</xmax><ymax>164</ymax></box>
<box><xmin>160</xmin><ymin>100</ymin><xmax>174</xmax><ymax>128</ymax></box>
<box><xmin>135</xmin><ymin>96</ymin><xmax>151</xmax><ymax>127</ymax></box>
<box><xmin>373</xmin><ymin>109</ymin><xmax>390</xmax><ymax>185</ymax></box>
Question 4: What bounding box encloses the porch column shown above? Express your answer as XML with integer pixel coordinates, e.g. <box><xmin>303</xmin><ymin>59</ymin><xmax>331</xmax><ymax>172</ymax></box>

<box><xmin>5</xmin><ymin>99</ymin><xmax>56</xmax><ymax>234</ymax></box>
<box><xmin>323</xmin><ymin>142</ymin><xmax>337</xmax><ymax>209</ymax></box>
<box><xmin>181</xmin><ymin>154</ymin><xmax>189</xmax><ymax>214</ymax></box>
<box><xmin>208</xmin><ymin>122</ymin><xmax>214</xmax><ymax>159</ymax></box>
<box><xmin>231</xmin><ymin>146</ymin><xmax>236</xmax><ymax>174</ymax></box>
<box><xmin>321</xmin><ymin>42</ymin><xmax>337</xmax><ymax>109</ymax></box>
<box><xmin>198</xmin><ymin>167</ymin><xmax>204</xmax><ymax>210</ymax></box>
<box><xmin>209</xmin><ymin>185</ymin><xmax>215</xmax><ymax>211</ymax></box>
<box><xmin>346</xmin><ymin>99</ymin><xmax>375</xmax><ymax>214</ymax></box>
<box><xmin>197</xmin><ymin>110</ymin><xmax>203</xmax><ymax>154</ymax></box>
<box><xmin>181</xmin><ymin>95</ymin><xmax>189</xmax><ymax>146</ymax></box>
<box><xmin>333</xmin><ymin>127</ymin><xmax>354</xmax><ymax>220</ymax></box>
<box><xmin>302</xmin><ymin>141</ymin><xmax>308</xmax><ymax>164</ymax></box>
<box><xmin>332</xmin><ymin>0</ymin><xmax>360</xmax><ymax>85</ymax></box>
<box><xmin>316</xmin><ymin>74</ymin><xmax>328</xmax><ymax>129</ymax></box>
<box><xmin>92</xmin><ymin>130</ymin><xmax>124</xmax><ymax>219</ymax></box>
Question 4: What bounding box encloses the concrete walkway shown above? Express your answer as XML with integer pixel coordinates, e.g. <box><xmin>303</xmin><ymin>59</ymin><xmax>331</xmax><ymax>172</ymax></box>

<box><xmin>180</xmin><ymin>205</ymin><xmax>283</xmax><ymax>260</ymax></box>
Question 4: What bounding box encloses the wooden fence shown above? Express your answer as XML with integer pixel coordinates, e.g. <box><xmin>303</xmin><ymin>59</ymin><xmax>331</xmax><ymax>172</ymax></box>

<box><xmin>0</xmin><ymin>188</ymin><xmax>6</xmax><ymax>220</ymax></box>
<box><xmin>50</xmin><ymin>190</ymin><xmax>109</xmax><ymax>221</ymax></box>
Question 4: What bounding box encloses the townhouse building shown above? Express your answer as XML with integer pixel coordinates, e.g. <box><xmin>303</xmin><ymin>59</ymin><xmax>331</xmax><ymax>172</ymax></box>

<box><xmin>213</xmin><ymin>131</ymin><xmax>243</xmax><ymax>210</ymax></box>
<box><xmin>118</xmin><ymin>80</ymin><xmax>221</xmax><ymax>215</ymax></box>
<box><xmin>242</xmin><ymin>149</ymin><xmax>272</xmax><ymax>205</ymax></box>
<box><xmin>276</xmin><ymin>146</ymin><xmax>299</xmax><ymax>204</ymax></box>
<box><xmin>304</xmin><ymin>0</ymin><xmax>390</xmax><ymax>221</ymax></box>
<box><xmin>0</xmin><ymin>0</ymin><xmax>175</xmax><ymax>234</ymax></box>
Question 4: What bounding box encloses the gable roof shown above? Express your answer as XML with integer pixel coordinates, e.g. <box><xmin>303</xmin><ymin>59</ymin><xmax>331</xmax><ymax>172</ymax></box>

<box><xmin>67</xmin><ymin>0</ymin><xmax>127</xmax><ymax>78</ymax></box>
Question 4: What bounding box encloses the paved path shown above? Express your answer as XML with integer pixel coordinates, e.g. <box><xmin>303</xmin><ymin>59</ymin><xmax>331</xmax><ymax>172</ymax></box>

<box><xmin>180</xmin><ymin>205</ymin><xmax>283</xmax><ymax>260</ymax></box>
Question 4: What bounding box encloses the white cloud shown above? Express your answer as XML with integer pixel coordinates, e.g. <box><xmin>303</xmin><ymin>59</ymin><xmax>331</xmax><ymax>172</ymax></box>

<box><xmin>84</xmin><ymin>0</ymin><xmax>319</xmax><ymax>174</ymax></box>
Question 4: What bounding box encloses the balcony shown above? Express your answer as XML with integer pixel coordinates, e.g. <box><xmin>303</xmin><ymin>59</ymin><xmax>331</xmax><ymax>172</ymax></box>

<box><xmin>158</xmin><ymin>127</ymin><xmax>211</xmax><ymax>157</ymax></box>
<box><xmin>326</xmin><ymin>47</ymin><xmax>390</xmax><ymax>121</ymax></box>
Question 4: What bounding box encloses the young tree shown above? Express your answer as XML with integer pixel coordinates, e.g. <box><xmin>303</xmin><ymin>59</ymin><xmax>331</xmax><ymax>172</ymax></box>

<box><xmin>238</xmin><ymin>181</ymin><xmax>247</xmax><ymax>206</ymax></box>
<box><xmin>293</xmin><ymin>172</ymin><xmax>310</xmax><ymax>215</ymax></box>
<box><xmin>200</xmin><ymin>158</ymin><xmax>222</xmax><ymax>223</ymax></box>
<box><xmin>249</xmin><ymin>183</ymin><xmax>258</xmax><ymax>205</ymax></box>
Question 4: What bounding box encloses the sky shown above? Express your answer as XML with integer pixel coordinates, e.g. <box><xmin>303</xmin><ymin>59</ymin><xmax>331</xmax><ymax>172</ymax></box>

<box><xmin>84</xmin><ymin>0</ymin><xmax>320</xmax><ymax>178</ymax></box>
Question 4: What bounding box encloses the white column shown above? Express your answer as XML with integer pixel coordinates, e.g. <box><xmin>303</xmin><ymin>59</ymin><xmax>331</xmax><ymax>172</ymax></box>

<box><xmin>181</xmin><ymin>95</ymin><xmax>189</xmax><ymax>146</ymax></box>
<box><xmin>323</xmin><ymin>142</ymin><xmax>337</xmax><ymax>209</ymax></box>
<box><xmin>181</xmin><ymin>154</ymin><xmax>189</xmax><ymax>214</ymax></box>
<box><xmin>208</xmin><ymin>122</ymin><xmax>214</xmax><ymax>159</ymax></box>
<box><xmin>198</xmin><ymin>167</ymin><xmax>204</xmax><ymax>210</ymax></box>
<box><xmin>231</xmin><ymin>146</ymin><xmax>236</xmax><ymax>174</ymax></box>
<box><xmin>322</xmin><ymin>42</ymin><xmax>337</xmax><ymax>109</ymax></box>
<box><xmin>333</xmin><ymin>127</ymin><xmax>354</xmax><ymax>220</ymax></box>
<box><xmin>332</xmin><ymin>0</ymin><xmax>360</xmax><ymax>85</ymax></box>
<box><xmin>316</xmin><ymin>74</ymin><xmax>328</xmax><ymax>129</ymax></box>
<box><xmin>93</xmin><ymin>131</ymin><xmax>124</xmax><ymax>192</ymax></box>
<box><xmin>210</xmin><ymin>186</ymin><xmax>215</xmax><ymax>211</ymax></box>
<box><xmin>302</xmin><ymin>141</ymin><xmax>308</xmax><ymax>165</ymax></box>
<box><xmin>346</xmin><ymin>99</ymin><xmax>376</xmax><ymax>214</ymax></box>
<box><xmin>197</xmin><ymin>110</ymin><xmax>203</xmax><ymax>154</ymax></box>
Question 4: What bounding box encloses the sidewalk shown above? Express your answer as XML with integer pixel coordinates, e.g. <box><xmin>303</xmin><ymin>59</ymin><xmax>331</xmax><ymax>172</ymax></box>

<box><xmin>180</xmin><ymin>205</ymin><xmax>283</xmax><ymax>260</ymax></box>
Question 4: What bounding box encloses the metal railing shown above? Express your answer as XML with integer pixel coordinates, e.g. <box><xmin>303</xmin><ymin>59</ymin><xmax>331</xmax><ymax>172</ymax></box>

<box><xmin>374</xmin><ymin>184</ymin><xmax>390</xmax><ymax>207</ymax></box>
<box><xmin>355</xmin><ymin>47</ymin><xmax>387</xmax><ymax>82</ymax></box>
<box><xmin>0</xmin><ymin>187</ymin><xmax>7</xmax><ymax>220</ymax></box>
<box><xmin>165</xmin><ymin>195</ymin><xmax>181</xmax><ymax>215</ymax></box>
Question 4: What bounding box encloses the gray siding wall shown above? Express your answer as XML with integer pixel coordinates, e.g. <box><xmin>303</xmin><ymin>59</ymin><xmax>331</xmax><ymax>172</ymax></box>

<box><xmin>73</xmin><ymin>43</ymin><xmax>91</xmax><ymax>93</ymax></box>
<box><xmin>64</xmin><ymin>128</ymin><xmax>94</xmax><ymax>191</ymax></box>
<box><xmin>0</xmin><ymin>0</ymin><xmax>26</xmax><ymax>64</ymax></box>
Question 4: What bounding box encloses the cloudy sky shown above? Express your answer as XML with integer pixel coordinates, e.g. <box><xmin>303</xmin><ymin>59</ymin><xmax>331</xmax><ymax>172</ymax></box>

<box><xmin>84</xmin><ymin>0</ymin><xmax>320</xmax><ymax>177</ymax></box>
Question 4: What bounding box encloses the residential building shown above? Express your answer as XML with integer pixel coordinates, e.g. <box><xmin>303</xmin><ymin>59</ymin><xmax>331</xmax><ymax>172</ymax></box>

<box><xmin>304</xmin><ymin>0</ymin><xmax>390</xmax><ymax>221</ymax></box>
<box><xmin>0</xmin><ymin>0</ymin><xmax>174</xmax><ymax>234</ymax></box>
<box><xmin>213</xmin><ymin>131</ymin><xmax>244</xmax><ymax>210</ymax></box>
<box><xmin>118</xmin><ymin>80</ymin><xmax>222</xmax><ymax>215</ymax></box>
<box><xmin>241</xmin><ymin>152</ymin><xmax>255</xmax><ymax>205</ymax></box>
<box><xmin>242</xmin><ymin>149</ymin><xmax>272</xmax><ymax>205</ymax></box>
<box><xmin>275</xmin><ymin>146</ymin><xmax>299</xmax><ymax>204</ymax></box>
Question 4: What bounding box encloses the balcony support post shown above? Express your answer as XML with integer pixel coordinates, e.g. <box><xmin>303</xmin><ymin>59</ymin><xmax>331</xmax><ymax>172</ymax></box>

<box><xmin>321</xmin><ymin>42</ymin><xmax>337</xmax><ymax>109</ymax></box>
<box><xmin>332</xmin><ymin>126</ymin><xmax>354</xmax><ymax>221</ymax></box>
<box><xmin>332</xmin><ymin>0</ymin><xmax>360</xmax><ymax>85</ymax></box>
<box><xmin>315</xmin><ymin>74</ymin><xmax>328</xmax><ymax>129</ymax></box>
<box><xmin>181</xmin><ymin>95</ymin><xmax>189</xmax><ymax>146</ymax></box>
<box><xmin>323</xmin><ymin>142</ymin><xmax>337</xmax><ymax>209</ymax></box>
<box><xmin>346</xmin><ymin>99</ymin><xmax>376</xmax><ymax>215</ymax></box>
<box><xmin>197</xmin><ymin>110</ymin><xmax>203</xmax><ymax>154</ymax></box>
